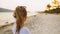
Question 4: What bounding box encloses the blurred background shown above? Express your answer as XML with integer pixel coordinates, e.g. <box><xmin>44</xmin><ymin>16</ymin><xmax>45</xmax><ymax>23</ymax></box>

<box><xmin>0</xmin><ymin>0</ymin><xmax>60</xmax><ymax>34</ymax></box>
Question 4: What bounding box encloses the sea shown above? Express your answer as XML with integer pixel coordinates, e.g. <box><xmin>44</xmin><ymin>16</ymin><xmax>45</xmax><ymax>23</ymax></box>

<box><xmin>0</xmin><ymin>12</ymin><xmax>38</xmax><ymax>26</ymax></box>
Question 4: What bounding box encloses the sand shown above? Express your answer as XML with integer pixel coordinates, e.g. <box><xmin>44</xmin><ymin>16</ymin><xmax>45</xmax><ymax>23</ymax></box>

<box><xmin>0</xmin><ymin>13</ymin><xmax>60</xmax><ymax>34</ymax></box>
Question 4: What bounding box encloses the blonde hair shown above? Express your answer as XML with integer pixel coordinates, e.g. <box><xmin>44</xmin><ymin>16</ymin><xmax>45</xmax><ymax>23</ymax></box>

<box><xmin>13</xmin><ymin>6</ymin><xmax>27</xmax><ymax>33</ymax></box>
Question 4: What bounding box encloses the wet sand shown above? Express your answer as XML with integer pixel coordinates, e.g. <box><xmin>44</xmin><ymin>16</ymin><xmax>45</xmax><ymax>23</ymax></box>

<box><xmin>0</xmin><ymin>13</ymin><xmax>60</xmax><ymax>34</ymax></box>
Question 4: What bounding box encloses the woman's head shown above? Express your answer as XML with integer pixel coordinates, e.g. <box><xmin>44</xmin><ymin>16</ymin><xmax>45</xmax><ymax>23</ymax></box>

<box><xmin>13</xmin><ymin>6</ymin><xmax>27</xmax><ymax>20</ymax></box>
<box><xmin>13</xmin><ymin>6</ymin><xmax>27</xmax><ymax>32</ymax></box>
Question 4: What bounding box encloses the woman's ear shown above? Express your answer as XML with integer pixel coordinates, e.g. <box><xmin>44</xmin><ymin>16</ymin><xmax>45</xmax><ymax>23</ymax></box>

<box><xmin>13</xmin><ymin>11</ymin><xmax>16</xmax><ymax>18</ymax></box>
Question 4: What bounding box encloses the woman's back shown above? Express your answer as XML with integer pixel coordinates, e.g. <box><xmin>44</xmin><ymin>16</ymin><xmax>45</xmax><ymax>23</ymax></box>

<box><xmin>12</xmin><ymin>23</ymin><xmax>30</xmax><ymax>34</ymax></box>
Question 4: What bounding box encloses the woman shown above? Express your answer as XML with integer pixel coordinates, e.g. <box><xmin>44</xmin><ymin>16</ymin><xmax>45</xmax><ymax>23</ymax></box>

<box><xmin>12</xmin><ymin>6</ymin><xmax>30</xmax><ymax>34</ymax></box>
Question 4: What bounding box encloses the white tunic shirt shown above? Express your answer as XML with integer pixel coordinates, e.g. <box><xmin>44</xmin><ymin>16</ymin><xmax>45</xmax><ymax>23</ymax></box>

<box><xmin>12</xmin><ymin>23</ymin><xmax>30</xmax><ymax>34</ymax></box>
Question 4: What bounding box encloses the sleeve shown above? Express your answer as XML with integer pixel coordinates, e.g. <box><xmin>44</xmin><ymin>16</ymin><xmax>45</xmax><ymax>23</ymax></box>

<box><xmin>20</xmin><ymin>27</ymin><xmax>30</xmax><ymax>34</ymax></box>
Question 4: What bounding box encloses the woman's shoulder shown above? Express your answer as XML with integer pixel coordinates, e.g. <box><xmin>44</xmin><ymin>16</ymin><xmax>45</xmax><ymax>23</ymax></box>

<box><xmin>12</xmin><ymin>23</ymin><xmax>16</xmax><ymax>34</ymax></box>
<box><xmin>20</xmin><ymin>27</ymin><xmax>30</xmax><ymax>34</ymax></box>
<box><xmin>21</xmin><ymin>27</ymin><xmax>29</xmax><ymax>32</ymax></box>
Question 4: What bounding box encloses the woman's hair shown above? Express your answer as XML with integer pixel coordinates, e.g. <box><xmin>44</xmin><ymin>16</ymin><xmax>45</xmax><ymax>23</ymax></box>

<box><xmin>13</xmin><ymin>6</ymin><xmax>27</xmax><ymax>33</ymax></box>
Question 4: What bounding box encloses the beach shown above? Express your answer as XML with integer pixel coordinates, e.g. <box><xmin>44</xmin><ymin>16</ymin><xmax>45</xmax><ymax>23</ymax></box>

<box><xmin>0</xmin><ymin>13</ymin><xmax>60</xmax><ymax>34</ymax></box>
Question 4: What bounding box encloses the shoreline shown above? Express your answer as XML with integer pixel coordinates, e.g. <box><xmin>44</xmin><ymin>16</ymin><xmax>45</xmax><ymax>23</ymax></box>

<box><xmin>0</xmin><ymin>12</ymin><xmax>60</xmax><ymax>28</ymax></box>
<box><xmin>0</xmin><ymin>12</ymin><xmax>38</xmax><ymax>28</ymax></box>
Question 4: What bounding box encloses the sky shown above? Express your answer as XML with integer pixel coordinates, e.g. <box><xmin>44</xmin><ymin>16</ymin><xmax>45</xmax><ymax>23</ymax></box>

<box><xmin>0</xmin><ymin>0</ymin><xmax>60</xmax><ymax>12</ymax></box>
